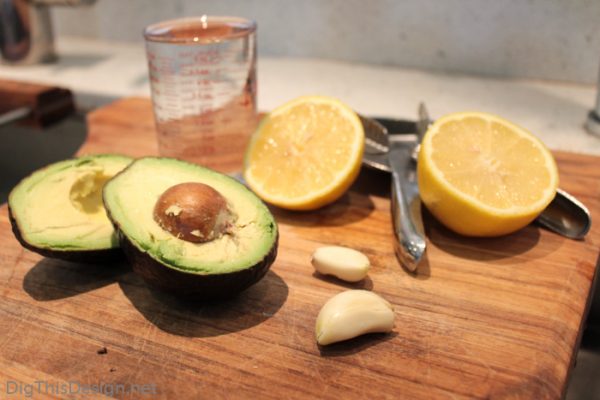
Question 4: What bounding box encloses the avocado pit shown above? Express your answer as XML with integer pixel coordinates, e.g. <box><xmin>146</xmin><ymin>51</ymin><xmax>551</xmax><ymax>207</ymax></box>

<box><xmin>153</xmin><ymin>182</ymin><xmax>235</xmax><ymax>243</ymax></box>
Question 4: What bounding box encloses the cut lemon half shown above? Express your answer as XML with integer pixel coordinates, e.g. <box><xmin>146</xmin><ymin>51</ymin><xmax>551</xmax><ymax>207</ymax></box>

<box><xmin>244</xmin><ymin>96</ymin><xmax>365</xmax><ymax>210</ymax></box>
<box><xmin>417</xmin><ymin>111</ymin><xmax>558</xmax><ymax>237</ymax></box>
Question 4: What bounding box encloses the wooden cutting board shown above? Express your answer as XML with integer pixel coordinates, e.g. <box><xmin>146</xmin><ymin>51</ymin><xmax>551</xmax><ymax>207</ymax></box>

<box><xmin>1</xmin><ymin>97</ymin><xmax>599</xmax><ymax>399</ymax></box>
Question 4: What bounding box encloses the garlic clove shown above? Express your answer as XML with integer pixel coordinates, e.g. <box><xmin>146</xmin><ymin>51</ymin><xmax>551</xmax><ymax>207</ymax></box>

<box><xmin>311</xmin><ymin>246</ymin><xmax>370</xmax><ymax>282</ymax></box>
<box><xmin>315</xmin><ymin>290</ymin><xmax>395</xmax><ymax>346</ymax></box>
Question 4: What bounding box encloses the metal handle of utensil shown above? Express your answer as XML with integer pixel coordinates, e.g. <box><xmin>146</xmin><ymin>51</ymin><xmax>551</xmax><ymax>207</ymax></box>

<box><xmin>0</xmin><ymin>106</ymin><xmax>30</xmax><ymax>126</ymax></box>
<box><xmin>390</xmin><ymin>160</ymin><xmax>426</xmax><ymax>272</ymax></box>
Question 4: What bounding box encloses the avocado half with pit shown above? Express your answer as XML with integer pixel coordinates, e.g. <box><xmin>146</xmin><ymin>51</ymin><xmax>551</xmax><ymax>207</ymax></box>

<box><xmin>8</xmin><ymin>154</ymin><xmax>133</xmax><ymax>262</ymax></box>
<box><xmin>102</xmin><ymin>157</ymin><xmax>279</xmax><ymax>299</ymax></box>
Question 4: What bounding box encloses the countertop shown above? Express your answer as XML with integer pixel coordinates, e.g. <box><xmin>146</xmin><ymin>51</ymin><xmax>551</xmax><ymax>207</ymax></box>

<box><xmin>0</xmin><ymin>37</ymin><xmax>599</xmax><ymax>155</ymax></box>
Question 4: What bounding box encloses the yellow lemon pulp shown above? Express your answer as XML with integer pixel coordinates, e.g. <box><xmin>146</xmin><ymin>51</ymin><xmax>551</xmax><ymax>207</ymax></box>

<box><xmin>244</xmin><ymin>96</ymin><xmax>364</xmax><ymax>210</ymax></box>
<box><xmin>417</xmin><ymin>112</ymin><xmax>558</xmax><ymax>236</ymax></box>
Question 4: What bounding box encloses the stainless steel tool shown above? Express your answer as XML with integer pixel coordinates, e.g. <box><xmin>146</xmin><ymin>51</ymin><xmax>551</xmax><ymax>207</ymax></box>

<box><xmin>535</xmin><ymin>188</ymin><xmax>591</xmax><ymax>239</ymax></box>
<box><xmin>362</xmin><ymin>105</ymin><xmax>592</xmax><ymax>241</ymax></box>
<box><xmin>362</xmin><ymin>116</ymin><xmax>425</xmax><ymax>271</ymax></box>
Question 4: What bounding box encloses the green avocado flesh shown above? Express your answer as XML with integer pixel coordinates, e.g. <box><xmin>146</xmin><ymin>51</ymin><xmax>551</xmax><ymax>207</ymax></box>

<box><xmin>9</xmin><ymin>154</ymin><xmax>133</xmax><ymax>252</ymax></box>
<box><xmin>103</xmin><ymin>157</ymin><xmax>278</xmax><ymax>275</ymax></box>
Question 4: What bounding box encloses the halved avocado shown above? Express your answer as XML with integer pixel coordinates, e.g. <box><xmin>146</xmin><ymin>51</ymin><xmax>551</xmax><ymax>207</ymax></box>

<box><xmin>102</xmin><ymin>157</ymin><xmax>278</xmax><ymax>299</ymax></box>
<box><xmin>8</xmin><ymin>154</ymin><xmax>133</xmax><ymax>262</ymax></box>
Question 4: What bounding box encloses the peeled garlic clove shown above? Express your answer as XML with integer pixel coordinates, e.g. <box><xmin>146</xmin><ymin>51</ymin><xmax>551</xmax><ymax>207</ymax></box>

<box><xmin>311</xmin><ymin>246</ymin><xmax>370</xmax><ymax>282</ymax></box>
<box><xmin>315</xmin><ymin>290</ymin><xmax>395</xmax><ymax>346</ymax></box>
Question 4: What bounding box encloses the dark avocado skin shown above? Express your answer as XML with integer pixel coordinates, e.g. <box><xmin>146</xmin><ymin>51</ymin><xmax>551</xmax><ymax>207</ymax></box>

<box><xmin>118</xmin><ymin>230</ymin><xmax>278</xmax><ymax>300</ymax></box>
<box><xmin>102</xmin><ymin>157</ymin><xmax>279</xmax><ymax>300</ymax></box>
<box><xmin>8</xmin><ymin>205</ymin><xmax>123</xmax><ymax>263</ymax></box>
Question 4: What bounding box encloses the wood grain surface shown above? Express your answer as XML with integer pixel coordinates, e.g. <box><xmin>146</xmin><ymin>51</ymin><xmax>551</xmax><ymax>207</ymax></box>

<box><xmin>1</xmin><ymin>97</ymin><xmax>599</xmax><ymax>399</ymax></box>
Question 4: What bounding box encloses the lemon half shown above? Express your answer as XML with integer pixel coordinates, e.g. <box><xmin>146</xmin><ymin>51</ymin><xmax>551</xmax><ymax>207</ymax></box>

<box><xmin>244</xmin><ymin>96</ymin><xmax>365</xmax><ymax>210</ymax></box>
<box><xmin>417</xmin><ymin>111</ymin><xmax>558</xmax><ymax>236</ymax></box>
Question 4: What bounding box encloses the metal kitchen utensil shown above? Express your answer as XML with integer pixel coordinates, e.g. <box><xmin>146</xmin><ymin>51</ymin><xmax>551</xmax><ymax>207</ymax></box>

<box><xmin>0</xmin><ymin>106</ymin><xmax>30</xmax><ymax>126</ymax></box>
<box><xmin>535</xmin><ymin>188</ymin><xmax>591</xmax><ymax>239</ymax></box>
<box><xmin>362</xmin><ymin>116</ymin><xmax>426</xmax><ymax>271</ymax></box>
<box><xmin>362</xmin><ymin>106</ymin><xmax>592</xmax><ymax>240</ymax></box>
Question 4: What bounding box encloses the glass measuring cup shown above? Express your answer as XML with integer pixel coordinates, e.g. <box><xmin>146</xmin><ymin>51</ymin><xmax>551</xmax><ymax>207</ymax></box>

<box><xmin>144</xmin><ymin>16</ymin><xmax>257</xmax><ymax>173</ymax></box>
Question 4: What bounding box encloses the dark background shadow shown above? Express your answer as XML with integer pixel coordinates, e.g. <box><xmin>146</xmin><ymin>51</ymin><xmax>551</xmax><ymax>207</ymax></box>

<box><xmin>23</xmin><ymin>257</ymin><xmax>288</xmax><ymax>338</ymax></box>
<box><xmin>271</xmin><ymin>189</ymin><xmax>375</xmax><ymax>227</ymax></box>
<box><xmin>351</xmin><ymin>167</ymin><xmax>391</xmax><ymax>199</ymax></box>
<box><xmin>118</xmin><ymin>270</ymin><xmax>288</xmax><ymax>337</ymax></box>
<box><xmin>403</xmin><ymin>251</ymin><xmax>431</xmax><ymax>279</ymax></box>
<box><xmin>0</xmin><ymin>113</ymin><xmax>88</xmax><ymax>204</ymax></box>
<box><xmin>424</xmin><ymin>206</ymin><xmax>544</xmax><ymax>263</ymax></box>
<box><xmin>312</xmin><ymin>272</ymin><xmax>374</xmax><ymax>290</ymax></box>
<box><xmin>23</xmin><ymin>258</ymin><xmax>129</xmax><ymax>301</ymax></box>
<box><xmin>319</xmin><ymin>332</ymin><xmax>398</xmax><ymax>357</ymax></box>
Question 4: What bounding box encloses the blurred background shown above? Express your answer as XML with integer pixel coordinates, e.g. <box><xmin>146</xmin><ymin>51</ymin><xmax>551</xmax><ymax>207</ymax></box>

<box><xmin>53</xmin><ymin>0</ymin><xmax>599</xmax><ymax>84</ymax></box>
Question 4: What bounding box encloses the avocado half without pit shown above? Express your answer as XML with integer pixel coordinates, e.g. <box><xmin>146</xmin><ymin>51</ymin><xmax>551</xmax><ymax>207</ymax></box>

<box><xmin>102</xmin><ymin>157</ymin><xmax>279</xmax><ymax>299</ymax></box>
<box><xmin>8</xmin><ymin>154</ymin><xmax>133</xmax><ymax>262</ymax></box>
